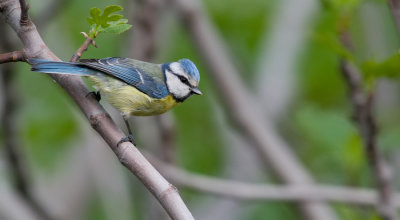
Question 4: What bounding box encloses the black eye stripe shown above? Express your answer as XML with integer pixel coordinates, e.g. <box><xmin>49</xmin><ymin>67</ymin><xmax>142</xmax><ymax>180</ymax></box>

<box><xmin>179</xmin><ymin>75</ymin><xmax>188</xmax><ymax>82</ymax></box>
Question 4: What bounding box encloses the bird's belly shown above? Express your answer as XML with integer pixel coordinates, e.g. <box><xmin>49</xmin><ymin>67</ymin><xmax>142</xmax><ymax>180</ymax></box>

<box><xmin>88</xmin><ymin>76</ymin><xmax>178</xmax><ymax>116</ymax></box>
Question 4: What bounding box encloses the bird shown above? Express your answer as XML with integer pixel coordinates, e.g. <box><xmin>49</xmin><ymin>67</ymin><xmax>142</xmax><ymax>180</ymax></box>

<box><xmin>29</xmin><ymin>57</ymin><xmax>202</xmax><ymax>145</ymax></box>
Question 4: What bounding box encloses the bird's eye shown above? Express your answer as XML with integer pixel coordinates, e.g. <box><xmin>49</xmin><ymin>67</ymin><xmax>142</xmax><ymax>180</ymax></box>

<box><xmin>178</xmin><ymin>75</ymin><xmax>189</xmax><ymax>84</ymax></box>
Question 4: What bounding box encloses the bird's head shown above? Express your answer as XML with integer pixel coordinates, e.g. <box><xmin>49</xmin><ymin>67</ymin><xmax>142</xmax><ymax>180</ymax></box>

<box><xmin>162</xmin><ymin>59</ymin><xmax>202</xmax><ymax>102</ymax></box>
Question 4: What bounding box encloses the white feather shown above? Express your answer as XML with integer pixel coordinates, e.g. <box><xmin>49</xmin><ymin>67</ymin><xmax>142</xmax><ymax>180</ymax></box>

<box><xmin>165</xmin><ymin>69</ymin><xmax>191</xmax><ymax>99</ymax></box>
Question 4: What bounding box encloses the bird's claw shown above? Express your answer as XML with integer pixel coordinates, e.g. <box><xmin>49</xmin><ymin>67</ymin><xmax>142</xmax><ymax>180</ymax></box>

<box><xmin>117</xmin><ymin>134</ymin><xmax>136</xmax><ymax>146</ymax></box>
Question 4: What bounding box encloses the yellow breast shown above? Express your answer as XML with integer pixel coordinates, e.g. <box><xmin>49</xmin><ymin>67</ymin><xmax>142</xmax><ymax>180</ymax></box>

<box><xmin>88</xmin><ymin>76</ymin><xmax>178</xmax><ymax>116</ymax></box>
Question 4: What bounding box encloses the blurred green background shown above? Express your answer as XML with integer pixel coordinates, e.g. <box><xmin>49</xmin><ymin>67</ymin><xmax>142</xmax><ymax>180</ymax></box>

<box><xmin>1</xmin><ymin>0</ymin><xmax>400</xmax><ymax>219</ymax></box>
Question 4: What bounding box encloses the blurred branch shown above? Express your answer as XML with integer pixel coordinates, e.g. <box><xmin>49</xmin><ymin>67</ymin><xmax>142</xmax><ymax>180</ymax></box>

<box><xmin>255</xmin><ymin>0</ymin><xmax>317</xmax><ymax>119</ymax></box>
<box><xmin>35</xmin><ymin>0</ymin><xmax>70</xmax><ymax>28</ymax></box>
<box><xmin>0</xmin><ymin>182</ymin><xmax>41</xmax><ymax>220</ymax></box>
<box><xmin>0</xmin><ymin>23</ymin><xmax>54</xmax><ymax>220</ymax></box>
<box><xmin>0</xmin><ymin>0</ymin><xmax>193</xmax><ymax>219</ymax></box>
<box><xmin>155</xmin><ymin>114</ymin><xmax>176</xmax><ymax>163</ymax></box>
<box><xmin>129</xmin><ymin>0</ymin><xmax>176</xmax><ymax>164</ymax></box>
<box><xmin>388</xmin><ymin>0</ymin><xmax>400</xmax><ymax>34</ymax></box>
<box><xmin>340</xmin><ymin>32</ymin><xmax>397</xmax><ymax>220</ymax></box>
<box><xmin>169</xmin><ymin>0</ymin><xmax>338</xmax><ymax>219</ymax></box>
<box><xmin>130</xmin><ymin>0</ymin><xmax>163</xmax><ymax>60</ymax></box>
<box><xmin>148</xmin><ymin>153</ymin><xmax>400</xmax><ymax>207</ymax></box>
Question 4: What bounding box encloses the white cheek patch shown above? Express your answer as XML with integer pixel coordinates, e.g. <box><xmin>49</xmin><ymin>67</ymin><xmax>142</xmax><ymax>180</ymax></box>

<box><xmin>165</xmin><ymin>70</ymin><xmax>191</xmax><ymax>99</ymax></box>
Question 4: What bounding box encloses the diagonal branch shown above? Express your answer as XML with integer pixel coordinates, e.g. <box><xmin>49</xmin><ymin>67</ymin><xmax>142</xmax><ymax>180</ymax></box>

<box><xmin>0</xmin><ymin>0</ymin><xmax>193</xmax><ymax>219</ymax></box>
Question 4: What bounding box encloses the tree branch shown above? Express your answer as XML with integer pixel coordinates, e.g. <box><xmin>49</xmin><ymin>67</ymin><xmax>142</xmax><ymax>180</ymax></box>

<box><xmin>0</xmin><ymin>0</ymin><xmax>193</xmax><ymax>219</ymax></box>
<box><xmin>18</xmin><ymin>0</ymin><xmax>29</xmax><ymax>26</ymax></box>
<box><xmin>170</xmin><ymin>0</ymin><xmax>338</xmax><ymax>219</ymax></box>
<box><xmin>340</xmin><ymin>32</ymin><xmax>397</xmax><ymax>220</ymax></box>
<box><xmin>147</xmin><ymin>153</ymin><xmax>400</xmax><ymax>207</ymax></box>
<box><xmin>0</xmin><ymin>51</ymin><xmax>25</xmax><ymax>63</ymax></box>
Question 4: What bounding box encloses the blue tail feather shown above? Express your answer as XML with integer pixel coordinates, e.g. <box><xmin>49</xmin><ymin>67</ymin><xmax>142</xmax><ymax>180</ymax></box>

<box><xmin>29</xmin><ymin>59</ymin><xmax>96</xmax><ymax>76</ymax></box>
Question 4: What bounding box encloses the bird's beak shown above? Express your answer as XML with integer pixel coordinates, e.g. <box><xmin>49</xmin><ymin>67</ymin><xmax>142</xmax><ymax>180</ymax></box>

<box><xmin>191</xmin><ymin>87</ymin><xmax>203</xmax><ymax>95</ymax></box>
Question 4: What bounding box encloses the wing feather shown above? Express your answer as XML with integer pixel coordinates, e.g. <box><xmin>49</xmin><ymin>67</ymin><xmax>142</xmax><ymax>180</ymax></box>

<box><xmin>79</xmin><ymin>57</ymin><xmax>169</xmax><ymax>99</ymax></box>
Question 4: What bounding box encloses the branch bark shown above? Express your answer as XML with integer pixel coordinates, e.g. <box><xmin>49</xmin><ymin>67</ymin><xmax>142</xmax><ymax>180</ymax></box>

<box><xmin>0</xmin><ymin>51</ymin><xmax>25</xmax><ymax>63</ymax></box>
<box><xmin>170</xmin><ymin>0</ymin><xmax>338</xmax><ymax>219</ymax></box>
<box><xmin>0</xmin><ymin>0</ymin><xmax>193</xmax><ymax>219</ymax></box>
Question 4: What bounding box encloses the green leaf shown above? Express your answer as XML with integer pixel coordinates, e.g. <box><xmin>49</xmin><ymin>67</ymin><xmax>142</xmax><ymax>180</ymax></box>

<box><xmin>108</xmin><ymin>14</ymin><xmax>123</xmax><ymax>21</ymax></box>
<box><xmin>361</xmin><ymin>53</ymin><xmax>400</xmax><ymax>80</ymax></box>
<box><xmin>108</xmin><ymin>19</ymin><xmax>128</xmax><ymax>25</ymax></box>
<box><xmin>88</xmin><ymin>7</ymin><xmax>101</xmax><ymax>25</ymax></box>
<box><xmin>103</xmin><ymin>5</ymin><xmax>123</xmax><ymax>17</ymax></box>
<box><xmin>103</xmin><ymin>24</ymin><xmax>132</xmax><ymax>34</ymax></box>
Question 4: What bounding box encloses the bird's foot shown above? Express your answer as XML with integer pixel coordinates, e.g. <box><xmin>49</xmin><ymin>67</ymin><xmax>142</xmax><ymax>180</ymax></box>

<box><xmin>117</xmin><ymin>134</ymin><xmax>136</xmax><ymax>146</ymax></box>
<box><xmin>86</xmin><ymin>91</ymin><xmax>101</xmax><ymax>101</ymax></box>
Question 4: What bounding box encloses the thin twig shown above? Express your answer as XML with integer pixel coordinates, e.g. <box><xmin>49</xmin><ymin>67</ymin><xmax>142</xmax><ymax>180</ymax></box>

<box><xmin>70</xmin><ymin>33</ymin><xmax>95</xmax><ymax>62</ymax></box>
<box><xmin>147</xmin><ymin>153</ymin><xmax>400</xmax><ymax>206</ymax></box>
<box><xmin>0</xmin><ymin>51</ymin><xmax>25</xmax><ymax>63</ymax></box>
<box><xmin>170</xmin><ymin>0</ymin><xmax>338</xmax><ymax>219</ymax></box>
<box><xmin>340</xmin><ymin>32</ymin><xmax>397</xmax><ymax>220</ymax></box>
<box><xmin>0</xmin><ymin>0</ymin><xmax>193</xmax><ymax>219</ymax></box>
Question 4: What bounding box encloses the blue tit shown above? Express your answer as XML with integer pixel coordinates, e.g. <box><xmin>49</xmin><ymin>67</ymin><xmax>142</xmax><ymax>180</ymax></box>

<box><xmin>28</xmin><ymin>57</ymin><xmax>202</xmax><ymax>144</ymax></box>
<box><xmin>29</xmin><ymin>57</ymin><xmax>202</xmax><ymax>116</ymax></box>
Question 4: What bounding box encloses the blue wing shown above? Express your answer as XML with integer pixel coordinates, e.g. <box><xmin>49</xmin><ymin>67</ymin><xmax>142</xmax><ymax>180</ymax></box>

<box><xmin>79</xmin><ymin>58</ymin><xmax>169</xmax><ymax>99</ymax></box>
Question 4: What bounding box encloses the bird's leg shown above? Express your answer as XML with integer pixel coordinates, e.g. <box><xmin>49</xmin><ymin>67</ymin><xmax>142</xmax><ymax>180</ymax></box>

<box><xmin>117</xmin><ymin>115</ymin><xmax>136</xmax><ymax>146</ymax></box>
<box><xmin>86</xmin><ymin>91</ymin><xmax>101</xmax><ymax>101</ymax></box>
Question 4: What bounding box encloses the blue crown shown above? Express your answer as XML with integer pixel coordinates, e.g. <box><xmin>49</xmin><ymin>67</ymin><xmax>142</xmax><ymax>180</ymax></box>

<box><xmin>178</xmin><ymin>59</ymin><xmax>200</xmax><ymax>82</ymax></box>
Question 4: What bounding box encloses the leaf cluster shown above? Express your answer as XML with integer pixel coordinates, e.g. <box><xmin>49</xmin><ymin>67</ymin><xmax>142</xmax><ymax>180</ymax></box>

<box><xmin>87</xmin><ymin>5</ymin><xmax>132</xmax><ymax>38</ymax></box>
